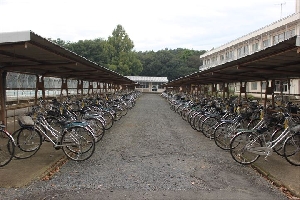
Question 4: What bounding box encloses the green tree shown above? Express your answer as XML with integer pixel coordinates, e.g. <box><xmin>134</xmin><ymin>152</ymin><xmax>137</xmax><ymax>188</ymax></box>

<box><xmin>105</xmin><ymin>24</ymin><xmax>142</xmax><ymax>75</ymax></box>
<box><xmin>49</xmin><ymin>38</ymin><xmax>68</xmax><ymax>46</ymax></box>
<box><xmin>137</xmin><ymin>48</ymin><xmax>205</xmax><ymax>81</ymax></box>
<box><xmin>64</xmin><ymin>38</ymin><xmax>107</xmax><ymax>66</ymax></box>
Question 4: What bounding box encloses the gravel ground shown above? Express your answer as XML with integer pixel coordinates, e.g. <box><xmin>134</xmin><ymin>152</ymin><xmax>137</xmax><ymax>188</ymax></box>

<box><xmin>0</xmin><ymin>93</ymin><xmax>288</xmax><ymax>200</ymax></box>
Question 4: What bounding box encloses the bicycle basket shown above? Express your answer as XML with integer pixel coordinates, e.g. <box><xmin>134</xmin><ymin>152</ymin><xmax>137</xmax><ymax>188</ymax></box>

<box><xmin>18</xmin><ymin>116</ymin><xmax>35</xmax><ymax>127</ymax></box>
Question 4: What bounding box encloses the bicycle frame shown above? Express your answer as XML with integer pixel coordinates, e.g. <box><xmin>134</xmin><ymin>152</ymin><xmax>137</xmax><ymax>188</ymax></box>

<box><xmin>34</xmin><ymin>115</ymin><xmax>94</xmax><ymax>148</ymax></box>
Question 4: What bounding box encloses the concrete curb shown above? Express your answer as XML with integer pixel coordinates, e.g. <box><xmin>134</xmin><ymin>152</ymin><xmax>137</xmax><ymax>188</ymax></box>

<box><xmin>251</xmin><ymin>163</ymin><xmax>300</xmax><ymax>198</ymax></box>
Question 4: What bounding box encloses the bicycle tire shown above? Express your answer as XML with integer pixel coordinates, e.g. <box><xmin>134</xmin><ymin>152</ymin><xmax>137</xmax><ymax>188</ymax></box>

<box><xmin>187</xmin><ymin>110</ymin><xmax>195</xmax><ymax>124</ymax></box>
<box><xmin>230</xmin><ymin>131</ymin><xmax>262</xmax><ymax>165</ymax></box>
<box><xmin>181</xmin><ymin>108</ymin><xmax>190</xmax><ymax>121</ymax></box>
<box><xmin>113</xmin><ymin>107</ymin><xmax>123</xmax><ymax>121</ymax></box>
<box><xmin>61</xmin><ymin>126</ymin><xmax>95</xmax><ymax>161</ymax></box>
<box><xmin>283</xmin><ymin>133</ymin><xmax>300</xmax><ymax>166</ymax></box>
<box><xmin>201</xmin><ymin>117</ymin><xmax>219</xmax><ymax>138</ymax></box>
<box><xmin>195</xmin><ymin>114</ymin><xmax>206</xmax><ymax>132</ymax></box>
<box><xmin>85</xmin><ymin>118</ymin><xmax>105</xmax><ymax>142</ymax></box>
<box><xmin>102</xmin><ymin>111</ymin><xmax>114</xmax><ymax>130</ymax></box>
<box><xmin>0</xmin><ymin>130</ymin><xmax>15</xmax><ymax>167</ymax></box>
<box><xmin>14</xmin><ymin>127</ymin><xmax>42</xmax><ymax>159</ymax></box>
<box><xmin>214</xmin><ymin>122</ymin><xmax>235</xmax><ymax>150</ymax></box>
<box><xmin>190</xmin><ymin>112</ymin><xmax>201</xmax><ymax>129</ymax></box>
<box><xmin>271</xmin><ymin>126</ymin><xmax>285</xmax><ymax>156</ymax></box>
<box><xmin>120</xmin><ymin>105</ymin><xmax>128</xmax><ymax>116</ymax></box>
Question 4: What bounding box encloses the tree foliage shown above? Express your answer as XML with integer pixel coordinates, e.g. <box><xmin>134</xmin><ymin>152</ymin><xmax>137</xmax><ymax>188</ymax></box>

<box><xmin>65</xmin><ymin>38</ymin><xmax>107</xmax><ymax>66</ymax></box>
<box><xmin>137</xmin><ymin>48</ymin><xmax>206</xmax><ymax>81</ymax></box>
<box><xmin>105</xmin><ymin>25</ymin><xmax>142</xmax><ymax>75</ymax></box>
<box><xmin>49</xmin><ymin>24</ymin><xmax>206</xmax><ymax>81</ymax></box>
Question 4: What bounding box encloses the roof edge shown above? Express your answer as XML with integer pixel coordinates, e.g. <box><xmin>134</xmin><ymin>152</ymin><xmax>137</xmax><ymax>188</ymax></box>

<box><xmin>0</xmin><ymin>30</ymin><xmax>32</xmax><ymax>43</ymax></box>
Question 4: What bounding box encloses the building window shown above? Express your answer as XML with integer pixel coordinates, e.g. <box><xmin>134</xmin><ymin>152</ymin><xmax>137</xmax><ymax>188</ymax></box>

<box><xmin>205</xmin><ymin>59</ymin><xmax>210</xmax><ymax>65</ymax></box>
<box><xmin>137</xmin><ymin>82</ymin><xmax>149</xmax><ymax>88</ymax></box>
<box><xmin>211</xmin><ymin>56</ymin><xmax>216</xmax><ymax>65</ymax></box>
<box><xmin>220</xmin><ymin>54</ymin><xmax>224</xmax><ymax>61</ymax></box>
<box><xmin>273</xmin><ymin>35</ymin><xmax>279</xmax><ymax>45</ymax></box>
<box><xmin>237</xmin><ymin>47</ymin><xmax>242</xmax><ymax>58</ymax></box>
<box><xmin>244</xmin><ymin>45</ymin><xmax>249</xmax><ymax>55</ymax></box>
<box><xmin>274</xmin><ymin>81</ymin><xmax>288</xmax><ymax>92</ymax></box>
<box><xmin>226</xmin><ymin>50</ymin><xmax>234</xmax><ymax>60</ymax></box>
<box><xmin>237</xmin><ymin>45</ymin><xmax>249</xmax><ymax>57</ymax></box>
<box><xmin>251</xmin><ymin>82</ymin><xmax>257</xmax><ymax>90</ymax></box>
<box><xmin>278</xmin><ymin>33</ymin><xmax>285</xmax><ymax>42</ymax></box>
<box><xmin>273</xmin><ymin>32</ymin><xmax>285</xmax><ymax>45</ymax></box>
<box><xmin>261</xmin><ymin>81</ymin><xmax>267</xmax><ymax>90</ymax></box>
<box><xmin>285</xmin><ymin>29</ymin><xmax>295</xmax><ymax>39</ymax></box>
<box><xmin>225</xmin><ymin>52</ymin><xmax>229</xmax><ymax>60</ymax></box>
<box><xmin>235</xmin><ymin>82</ymin><xmax>240</xmax><ymax>92</ymax></box>
<box><xmin>263</xmin><ymin>39</ymin><xmax>269</xmax><ymax>48</ymax></box>
<box><xmin>252</xmin><ymin>42</ymin><xmax>259</xmax><ymax>52</ymax></box>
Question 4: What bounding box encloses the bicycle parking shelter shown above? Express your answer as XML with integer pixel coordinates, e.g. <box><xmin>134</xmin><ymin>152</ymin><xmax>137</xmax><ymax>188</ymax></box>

<box><xmin>0</xmin><ymin>30</ymin><xmax>136</xmax><ymax>126</ymax></box>
<box><xmin>165</xmin><ymin>36</ymin><xmax>300</xmax><ymax>107</ymax></box>
<box><xmin>1</xmin><ymin>31</ymin><xmax>300</xmax><ymax>125</ymax></box>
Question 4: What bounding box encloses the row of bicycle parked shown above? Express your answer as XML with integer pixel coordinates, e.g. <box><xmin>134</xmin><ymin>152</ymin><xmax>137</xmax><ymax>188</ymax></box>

<box><xmin>161</xmin><ymin>91</ymin><xmax>300</xmax><ymax>166</ymax></box>
<box><xmin>0</xmin><ymin>91</ymin><xmax>141</xmax><ymax>167</ymax></box>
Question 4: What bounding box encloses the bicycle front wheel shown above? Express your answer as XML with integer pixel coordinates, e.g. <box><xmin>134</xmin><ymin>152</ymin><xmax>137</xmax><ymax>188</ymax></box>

<box><xmin>14</xmin><ymin>127</ymin><xmax>42</xmax><ymax>159</ymax></box>
<box><xmin>61</xmin><ymin>126</ymin><xmax>95</xmax><ymax>161</ymax></box>
<box><xmin>283</xmin><ymin>133</ymin><xmax>300</xmax><ymax>166</ymax></box>
<box><xmin>0</xmin><ymin>130</ymin><xmax>15</xmax><ymax>167</ymax></box>
<box><xmin>230</xmin><ymin>131</ymin><xmax>262</xmax><ymax>165</ymax></box>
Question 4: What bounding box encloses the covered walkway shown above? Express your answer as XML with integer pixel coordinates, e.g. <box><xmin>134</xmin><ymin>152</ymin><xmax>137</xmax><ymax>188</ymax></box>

<box><xmin>0</xmin><ymin>31</ymin><xmax>136</xmax><ymax>126</ymax></box>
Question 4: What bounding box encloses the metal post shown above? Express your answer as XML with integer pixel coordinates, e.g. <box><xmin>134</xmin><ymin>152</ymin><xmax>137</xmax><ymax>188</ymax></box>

<box><xmin>0</xmin><ymin>71</ymin><xmax>7</xmax><ymax>125</ymax></box>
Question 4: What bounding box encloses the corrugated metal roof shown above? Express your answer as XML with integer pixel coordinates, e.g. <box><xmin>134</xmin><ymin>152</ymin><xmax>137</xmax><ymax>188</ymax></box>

<box><xmin>0</xmin><ymin>30</ymin><xmax>135</xmax><ymax>85</ymax></box>
<box><xmin>166</xmin><ymin>36</ymin><xmax>300</xmax><ymax>87</ymax></box>
<box><xmin>126</xmin><ymin>76</ymin><xmax>168</xmax><ymax>83</ymax></box>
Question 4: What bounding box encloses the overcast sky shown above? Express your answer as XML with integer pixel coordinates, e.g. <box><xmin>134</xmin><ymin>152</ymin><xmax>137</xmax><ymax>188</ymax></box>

<box><xmin>0</xmin><ymin>0</ymin><xmax>297</xmax><ymax>52</ymax></box>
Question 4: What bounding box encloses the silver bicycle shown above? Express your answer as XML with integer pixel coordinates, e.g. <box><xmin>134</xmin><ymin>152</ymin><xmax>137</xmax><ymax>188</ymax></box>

<box><xmin>15</xmin><ymin>113</ymin><xmax>96</xmax><ymax>161</ymax></box>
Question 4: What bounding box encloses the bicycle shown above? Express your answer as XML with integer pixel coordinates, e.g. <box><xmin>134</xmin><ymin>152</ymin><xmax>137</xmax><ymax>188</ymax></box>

<box><xmin>229</xmin><ymin>112</ymin><xmax>298</xmax><ymax>165</ymax></box>
<box><xmin>213</xmin><ymin>106</ymin><xmax>261</xmax><ymax>150</ymax></box>
<box><xmin>15</xmin><ymin>113</ymin><xmax>96</xmax><ymax>161</ymax></box>
<box><xmin>0</xmin><ymin>124</ymin><xmax>15</xmax><ymax>167</ymax></box>
<box><xmin>283</xmin><ymin>124</ymin><xmax>300</xmax><ymax>166</ymax></box>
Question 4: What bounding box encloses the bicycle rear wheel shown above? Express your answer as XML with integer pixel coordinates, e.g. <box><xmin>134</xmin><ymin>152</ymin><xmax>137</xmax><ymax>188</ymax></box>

<box><xmin>283</xmin><ymin>133</ymin><xmax>300</xmax><ymax>166</ymax></box>
<box><xmin>0</xmin><ymin>130</ymin><xmax>15</xmax><ymax>167</ymax></box>
<box><xmin>61</xmin><ymin>126</ymin><xmax>95</xmax><ymax>161</ymax></box>
<box><xmin>230</xmin><ymin>131</ymin><xmax>262</xmax><ymax>165</ymax></box>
